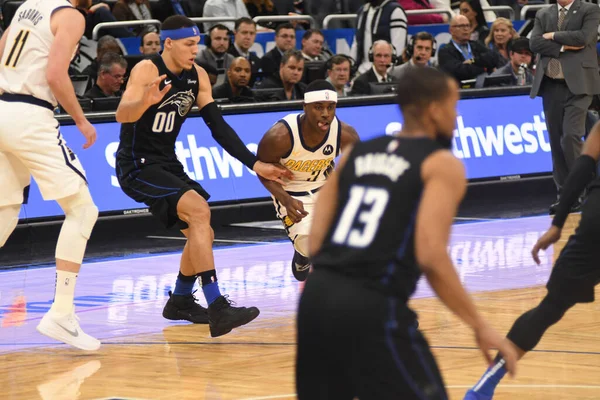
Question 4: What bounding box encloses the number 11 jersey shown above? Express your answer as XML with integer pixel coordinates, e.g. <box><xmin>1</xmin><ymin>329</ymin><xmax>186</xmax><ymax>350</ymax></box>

<box><xmin>118</xmin><ymin>54</ymin><xmax>199</xmax><ymax>166</ymax></box>
<box><xmin>312</xmin><ymin>135</ymin><xmax>446</xmax><ymax>302</ymax></box>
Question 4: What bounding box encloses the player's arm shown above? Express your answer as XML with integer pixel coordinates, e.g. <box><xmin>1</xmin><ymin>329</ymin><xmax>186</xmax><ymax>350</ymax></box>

<box><xmin>340</xmin><ymin>122</ymin><xmax>360</xmax><ymax>151</ymax></box>
<box><xmin>415</xmin><ymin>151</ymin><xmax>517</xmax><ymax>374</ymax></box>
<box><xmin>256</xmin><ymin>123</ymin><xmax>308</xmax><ymax>223</ymax></box>
<box><xmin>115</xmin><ymin>61</ymin><xmax>170</xmax><ymax>123</ymax></box>
<box><xmin>308</xmin><ymin>144</ymin><xmax>354</xmax><ymax>256</ymax></box>
<box><xmin>0</xmin><ymin>26</ymin><xmax>11</xmax><ymax>62</ymax></box>
<box><xmin>194</xmin><ymin>64</ymin><xmax>292</xmax><ymax>183</ymax></box>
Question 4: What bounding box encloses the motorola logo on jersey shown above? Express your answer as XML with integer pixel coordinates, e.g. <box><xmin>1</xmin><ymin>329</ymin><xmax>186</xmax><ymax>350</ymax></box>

<box><xmin>158</xmin><ymin>89</ymin><xmax>195</xmax><ymax>117</ymax></box>
<box><xmin>323</xmin><ymin>144</ymin><xmax>334</xmax><ymax>155</ymax></box>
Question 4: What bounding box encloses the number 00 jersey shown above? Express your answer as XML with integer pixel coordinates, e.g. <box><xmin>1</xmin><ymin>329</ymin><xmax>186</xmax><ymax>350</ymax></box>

<box><xmin>312</xmin><ymin>135</ymin><xmax>446</xmax><ymax>301</ymax></box>
<box><xmin>117</xmin><ymin>55</ymin><xmax>199</xmax><ymax>167</ymax></box>
<box><xmin>0</xmin><ymin>0</ymin><xmax>74</xmax><ymax>107</ymax></box>
<box><xmin>278</xmin><ymin>113</ymin><xmax>341</xmax><ymax>194</ymax></box>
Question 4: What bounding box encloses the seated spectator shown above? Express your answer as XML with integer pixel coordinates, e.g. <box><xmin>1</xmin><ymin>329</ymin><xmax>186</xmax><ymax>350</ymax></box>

<box><xmin>198</xmin><ymin>63</ymin><xmax>219</xmax><ymax>86</ymax></box>
<box><xmin>390</xmin><ymin>31</ymin><xmax>435</xmax><ymax>80</ymax></box>
<box><xmin>84</xmin><ymin>53</ymin><xmax>127</xmax><ymax>98</ymax></box>
<box><xmin>301</xmin><ymin>30</ymin><xmax>332</xmax><ymax>62</ymax></box>
<box><xmin>398</xmin><ymin>0</ymin><xmax>445</xmax><ymax>24</ymax></box>
<box><xmin>228</xmin><ymin>17</ymin><xmax>261</xmax><ymax>85</ymax></box>
<box><xmin>203</xmin><ymin>0</ymin><xmax>250</xmax><ymax>31</ymax></box>
<box><xmin>139</xmin><ymin>29</ymin><xmax>162</xmax><ymax>55</ymax></box>
<box><xmin>82</xmin><ymin>35</ymin><xmax>123</xmax><ymax>86</ymax></box>
<box><xmin>351</xmin><ymin>40</ymin><xmax>397</xmax><ymax>96</ymax></box>
<box><xmin>243</xmin><ymin>0</ymin><xmax>280</xmax><ymax>30</ymax></box>
<box><xmin>485</xmin><ymin>17</ymin><xmax>519</xmax><ymax>67</ymax></box>
<box><xmin>485</xmin><ymin>37</ymin><xmax>534</xmax><ymax>87</ymax></box>
<box><xmin>112</xmin><ymin>0</ymin><xmax>153</xmax><ymax>36</ymax></box>
<box><xmin>326</xmin><ymin>55</ymin><xmax>353</xmax><ymax>97</ymax></box>
<box><xmin>213</xmin><ymin>58</ymin><xmax>256</xmax><ymax>103</ymax></box>
<box><xmin>438</xmin><ymin>15</ymin><xmax>497</xmax><ymax>83</ymax></box>
<box><xmin>459</xmin><ymin>0</ymin><xmax>490</xmax><ymax>45</ymax></box>
<box><xmin>196</xmin><ymin>24</ymin><xmax>235</xmax><ymax>86</ymax></box>
<box><xmin>84</xmin><ymin>1</ymin><xmax>133</xmax><ymax>39</ymax></box>
<box><xmin>259</xmin><ymin>23</ymin><xmax>296</xmax><ymax>78</ymax></box>
<box><xmin>254</xmin><ymin>49</ymin><xmax>306</xmax><ymax>100</ymax></box>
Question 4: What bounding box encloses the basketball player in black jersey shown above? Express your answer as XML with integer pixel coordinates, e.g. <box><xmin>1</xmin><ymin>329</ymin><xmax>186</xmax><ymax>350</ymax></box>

<box><xmin>296</xmin><ymin>67</ymin><xmax>518</xmax><ymax>399</ymax></box>
<box><xmin>115</xmin><ymin>15</ymin><xmax>292</xmax><ymax>338</ymax></box>
<box><xmin>465</xmin><ymin>123</ymin><xmax>600</xmax><ymax>399</ymax></box>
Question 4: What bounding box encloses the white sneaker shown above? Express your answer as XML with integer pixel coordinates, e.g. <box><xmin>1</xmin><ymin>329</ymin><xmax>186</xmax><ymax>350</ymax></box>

<box><xmin>37</xmin><ymin>360</ymin><xmax>101</xmax><ymax>400</ymax></box>
<box><xmin>36</xmin><ymin>311</ymin><xmax>101</xmax><ymax>351</ymax></box>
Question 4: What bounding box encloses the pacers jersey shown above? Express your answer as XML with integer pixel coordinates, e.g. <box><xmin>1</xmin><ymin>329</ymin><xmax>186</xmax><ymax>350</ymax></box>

<box><xmin>278</xmin><ymin>113</ymin><xmax>341</xmax><ymax>194</ymax></box>
<box><xmin>0</xmin><ymin>0</ymin><xmax>74</xmax><ymax>107</ymax></box>
<box><xmin>117</xmin><ymin>54</ymin><xmax>199</xmax><ymax>167</ymax></box>
<box><xmin>312</xmin><ymin>135</ymin><xmax>446</xmax><ymax>301</ymax></box>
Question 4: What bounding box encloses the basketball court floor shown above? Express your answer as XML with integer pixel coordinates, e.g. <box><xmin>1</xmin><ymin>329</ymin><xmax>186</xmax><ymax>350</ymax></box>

<box><xmin>1</xmin><ymin>214</ymin><xmax>599</xmax><ymax>399</ymax></box>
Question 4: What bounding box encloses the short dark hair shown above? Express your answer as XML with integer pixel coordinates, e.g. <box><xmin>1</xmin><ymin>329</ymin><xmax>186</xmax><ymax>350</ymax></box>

<box><xmin>302</xmin><ymin>29</ymin><xmax>323</xmax><ymax>41</ymax></box>
<box><xmin>275</xmin><ymin>23</ymin><xmax>295</xmax><ymax>35</ymax></box>
<box><xmin>413</xmin><ymin>31</ymin><xmax>434</xmax><ymax>45</ymax></box>
<box><xmin>396</xmin><ymin>68</ymin><xmax>452</xmax><ymax>114</ymax></box>
<box><xmin>305</xmin><ymin>79</ymin><xmax>335</xmax><ymax>93</ymax></box>
<box><xmin>98</xmin><ymin>52</ymin><xmax>127</xmax><ymax>75</ymax></box>
<box><xmin>235</xmin><ymin>17</ymin><xmax>256</xmax><ymax>31</ymax></box>
<box><xmin>281</xmin><ymin>49</ymin><xmax>304</xmax><ymax>66</ymax></box>
<box><xmin>327</xmin><ymin>55</ymin><xmax>351</xmax><ymax>70</ymax></box>
<box><xmin>210</xmin><ymin>23</ymin><xmax>230</xmax><ymax>35</ymax></box>
<box><xmin>139</xmin><ymin>28</ymin><xmax>159</xmax><ymax>46</ymax></box>
<box><xmin>161</xmin><ymin>15</ymin><xmax>196</xmax><ymax>31</ymax></box>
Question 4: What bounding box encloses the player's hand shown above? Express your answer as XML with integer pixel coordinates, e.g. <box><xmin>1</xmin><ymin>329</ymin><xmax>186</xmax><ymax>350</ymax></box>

<box><xmin>531</xmin><ymin>225</ymin><xmax>561</xmax><ymax>265</ymax></box>
<box><xmin>145</xmin><ymin>74</ymin><xmax>172</xmax><ymax>106</ymax></box>
<box><xmin>77</xmin><ymin>119</ymin><xmax>97</xmax><ymax>149</ymax></box>
<box><xmin>284</xmin><ymin>197</ymin><xmax>308</xmax><ymax>223</ymax></box>
<box><xmin>474</xmin><ymin>322</ymin><xmax>518</xmax><ymax>378</ymax></box>
<box><xmin>253</xmin><ymin>161</ymin><xmax>294</xmax><ymax>185</ymax></box>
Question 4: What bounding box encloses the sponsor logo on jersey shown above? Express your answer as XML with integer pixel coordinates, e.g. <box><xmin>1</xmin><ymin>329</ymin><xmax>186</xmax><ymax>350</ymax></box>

<box><xmin>323</xmin><ymin>144</ymin><xmax>334</xmax><ymax>155</ymax></box>
<box><xmin>283</xmin><ymin>158</ymin><xmax>334</xmax><ymax>173</ymax></box>
<box><xmin>283</xmin><ymin>216</ymin><xmax>294</xmax><ymax>228</ymax></box>
<box><xmin>158</xmin><ymin>89</ymin><xmax>195</xmax><ymax>117</ymax></box>
<box><xmin>188</xmin><ymin>79</ymin><xmax>197</xmax><ymax>84</ymax></box>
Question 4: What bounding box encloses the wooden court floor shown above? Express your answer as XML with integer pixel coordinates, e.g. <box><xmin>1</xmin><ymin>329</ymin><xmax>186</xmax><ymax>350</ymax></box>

<box><xmin>1</xmin><ymin>214</ymin><xmax>599</xmax><ymax>400</ymax></box>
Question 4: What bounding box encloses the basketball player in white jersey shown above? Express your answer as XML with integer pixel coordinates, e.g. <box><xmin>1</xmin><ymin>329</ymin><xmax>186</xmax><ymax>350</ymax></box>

<box><xmin>0</xmin><ymin>0</ymin><xmax>100</xmax><ymax>351</ymax></box>
<box><xmin>257</xmin><ymin>80</ymin><xmax>360</xmax><ymax>281</ymax></box>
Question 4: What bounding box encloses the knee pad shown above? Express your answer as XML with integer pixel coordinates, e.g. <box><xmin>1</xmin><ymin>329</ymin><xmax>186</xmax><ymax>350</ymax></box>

<box><xmin>0</xmin><ymin>205</ymin><xmax>21</xmax><ymax>247</ymax></box>
<box><xmin>294</xmin><ymin>235</ymin><xmax>310</xmax><ymax>258</ymax></box>
<box><xmin>55</xmin><ymin>186</ymin><xmax>99</xmax><ymax>264</ymax></box>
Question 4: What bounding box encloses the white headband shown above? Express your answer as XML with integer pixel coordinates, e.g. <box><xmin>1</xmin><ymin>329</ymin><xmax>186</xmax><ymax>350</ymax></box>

<box><xmin>304</xmin><ymin>89</ymin><xmax>338</xmax><ymax>104</ymax></box>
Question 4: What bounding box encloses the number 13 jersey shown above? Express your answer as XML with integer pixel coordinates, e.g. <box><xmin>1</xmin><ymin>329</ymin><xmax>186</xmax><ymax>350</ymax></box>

<box><xmin>0</xmin><ymin>0</ymin><xmax>75</xmax><ymax>107</ymax></box>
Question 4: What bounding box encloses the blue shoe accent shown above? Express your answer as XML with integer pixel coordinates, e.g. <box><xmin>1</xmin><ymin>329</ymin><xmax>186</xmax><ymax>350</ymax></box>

<box><xmin>464</xmin><ymin>389</ymin><xmax>492</xmax><ymax>400</ymax></box>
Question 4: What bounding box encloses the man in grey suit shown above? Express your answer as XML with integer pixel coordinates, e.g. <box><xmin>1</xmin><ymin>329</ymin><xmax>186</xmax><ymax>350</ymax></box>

<box><xmin>529</xmin><ymin>0</ymin><xmax>600</xmax><ymax>214</ymax></box>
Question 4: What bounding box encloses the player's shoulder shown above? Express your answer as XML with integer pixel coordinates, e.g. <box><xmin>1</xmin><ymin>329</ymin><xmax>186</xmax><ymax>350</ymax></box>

<box><xmin>130</xmin><ymin>59</ymin><xmax>160</xmax><ymax>80</ymax></box>
<box><xmin>422</xmin><ymin>148</ymin><xmax>465</xmax><ymax>181</ymax></box>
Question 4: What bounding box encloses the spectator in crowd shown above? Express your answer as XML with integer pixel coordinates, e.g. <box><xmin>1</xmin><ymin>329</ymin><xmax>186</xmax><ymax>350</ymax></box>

<box><xmin>390</xmin><ymin>31</ymin><xmax>435</xmax><ymax>79</ymax></box>
<box><xmin>326</xmin><ymin>55</ymin><xmax>353</xmax><ymax>97</ymax></box>
<box><xmin>84</xmin><ymin>1</ymin><xmax>133</xmax><ymax>39</ymax></box>
<box><xmin>228</xmin><ymin>17</ymin><xmax>261</xmax><ymax>85</ymax></box>
<box><xmin>84</xmin><ymin>53</ymin><xmax>127</xmax><ymax>98</ymax></box>
<box><xmin>260</xmin><ymin>23</ymin><xmax>297</xmax><ymax>77</ymax></box>
<box><xmin>485</xmin><ymin>37</ymin><xmax>534</xmax><ymax>87</ymax></box>
<box><xmin>198</xmin><ymin>62</ymin><xmax>220</xmax><ymax>86</ymax></box>
<box><xmin>301</xmin><ymin>30</ymin><xmax>332</xmax><ymax>62</ymax></box>
<box><xmin>438</xmin><ymin>15</ymin><xmax>497</xmax><ymax>83</ymax></box>
<box><xmin>112</xmin><ymin>0</ymin><xmax>154</xmax><ymax>35</ymax></box>
<box><xmin>255</xmin><ymin>49</ymin><xmax>306</xmax><ymax>100</ymax></box>
<box><xmin>459</xmin><ymin>0</ymin><xmax>490</xmax><ymax>45</ymax></box>
<box><xmin>139</xmin><ymin>29</ymin><xmax>161</xmax><ymax>55</ymax></box>
<box><xmin>203</xmin><ymin>0</ymin><xmax>250</xmax><ymax>31</ymax></box>
<box><xmin>398</xmin><ymin>0</ymin><xmax>445</xmax><ymax>24</ymax></box>
<box><xmin>485</xmin><ymin>17</ymin><xmax>519</xmax><ymax>67</ymax></box>
<box><xmin>351</xmin><ymin>40</ymin><xmax>396</xmax><ymax>95</ymax></box>
<box><xmin>196</xmin><ymin>24</ymin><xmax>235</xmax><ymax>86</ymax></box>
<box><xmin>82</xmin><ymin>35</ymin><xmax>123</xmax><ymax>86</ymax></box>
<box><xmin>213</xmin><ymin>58</ymin><xmax>256</xmax><ymax>103</ymax></box>
<box><xmin>353</xmin><ymin>0</ymin><xmax>407</xmax><ymax>75</ymax></box>
<box><xmin>243</xmin><ymin>0</ymin><xmax>280</xmax><ymax>30</ymax></box>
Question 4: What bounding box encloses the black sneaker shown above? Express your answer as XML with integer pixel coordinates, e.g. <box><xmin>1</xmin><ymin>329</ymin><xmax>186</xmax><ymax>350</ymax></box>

<box><xmin>207</xmin><ymin>295</ymin><xmax>260</xmax><ymax>337</ymax></box>
<box><xmin>291</xmin><ymin>250</ymin><xmax>310</xmax><ymax>282</ymax></box>
<box><xmin>162</xmin><ymin>291</ymin><xmax>209</xmax><ymax>324</ymax></box>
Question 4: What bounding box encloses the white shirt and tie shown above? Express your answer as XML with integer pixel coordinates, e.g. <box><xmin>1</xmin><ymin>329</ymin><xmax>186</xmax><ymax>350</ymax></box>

<box><xmin>546</xmin><ymin>1</ymin><xmax>574</xmax><ymax>79</ymax></box>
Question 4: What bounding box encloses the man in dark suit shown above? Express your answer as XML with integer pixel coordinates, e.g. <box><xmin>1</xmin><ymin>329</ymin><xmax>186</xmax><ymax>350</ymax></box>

<box><xmin>350</xmin><ymin>40</ymin><xmax>396</xmax><ymax>96</ymax></box>
<box><xmin>259</xmin><ymin>23</ymin><xmax>296</xmax><ymax>78</ymax></box>
<box><xmin>438</xmin><ymin>15</ymin><xmax>498</xmax><ymax>83</ymax></box>
<box><xmin>529</xmin><ymin>0</ymin><xmax>600</xmax><ymax>213</ymax></box>
<box><xmin>212</xmin><ymin>57</ymin><xmax>256</xmax><ymax>103</ymax></box>
<box><xmin>228</xmin><ymin>17</ymin><xmax>261</xmax><ymax>86</ymax></box>
<box><xmin>255</xmin><ymin>50</ymin><xmax>307</xmax><ymax>101</ymax></box>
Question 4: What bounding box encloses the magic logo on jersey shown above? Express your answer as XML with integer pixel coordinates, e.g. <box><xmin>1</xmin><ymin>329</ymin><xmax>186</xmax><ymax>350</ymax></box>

<box><xmin>158</xmin><ymin>89</ymin><xmax>195</xmax><ymax>117</ymax></box>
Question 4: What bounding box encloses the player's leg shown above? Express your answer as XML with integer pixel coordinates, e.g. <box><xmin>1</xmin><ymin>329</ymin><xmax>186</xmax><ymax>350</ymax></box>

<box><xmin>0</xmin><ymin>151</ymin><xmax>29</xmax><ymax>247</ymax></box>
<box><xmin>176</xmin><ymin>190</ymin><xmax>259</xmax><ymax>337</ymax></box>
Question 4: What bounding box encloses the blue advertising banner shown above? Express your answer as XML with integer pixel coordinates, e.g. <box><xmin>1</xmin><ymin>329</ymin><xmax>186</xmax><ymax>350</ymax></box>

<box><xmin>18</xmin><ymin>94</ymin><xmax>550</xmax><ymax>220</ymax></box>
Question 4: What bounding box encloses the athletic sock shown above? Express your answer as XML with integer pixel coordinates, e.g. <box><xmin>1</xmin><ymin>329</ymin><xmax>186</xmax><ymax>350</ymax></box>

<box><xmin>173</xmin><ymin>272</ymin><xmax>196</xmax><ymax>296</ymax></box>
<box><xmin>198</xmin><ymin>270</ymin><xmax>221</xmax><ymax>305</ymax></box>
<box><xmin>51</xmin><ymin>270</ymin><xmax>78</xmax><ymax>315</ymax></box>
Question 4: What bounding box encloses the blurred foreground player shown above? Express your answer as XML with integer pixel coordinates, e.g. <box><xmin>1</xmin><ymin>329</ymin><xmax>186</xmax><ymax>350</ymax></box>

<box><xmin>465</xmin><ymin>121</ymin><xmax>600</xmax><ymax>399</ymax></box>
<box><xmin>296</xmin><ymin>68</ymin><xmax>518</xmax><ymax>399</ymax></box>
<box><xmin>115</xmin><ymin>15</ymin><xmax>291</xmax><ymax>337</ymax></box>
